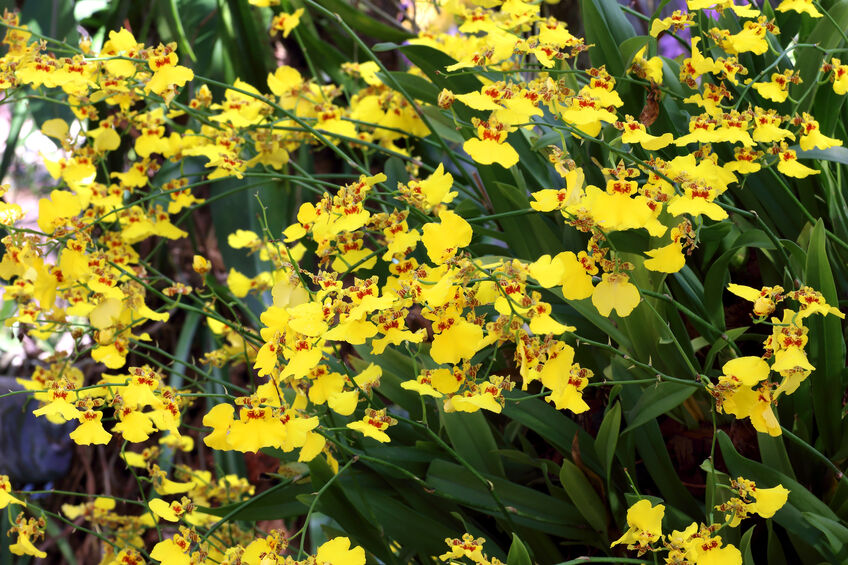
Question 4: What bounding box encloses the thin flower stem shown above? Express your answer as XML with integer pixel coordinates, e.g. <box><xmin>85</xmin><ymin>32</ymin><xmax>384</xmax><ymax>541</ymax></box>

<box><xmin>765</xmin><ymin>167</ymin><xmax>848</xmax><ymax>253</ymax></box>
<box><xmin>554</xmin><ymin>558</ymin><xmax>650</xmax><ymax>564</ymax></box>
<box><xmin>570</xmin><ymin>333</ymin><xmax>706</xmax><ymax>388</ymax></box>
<box><xmin>814</xmin><ymin>1</ymin><xmax>848</xmax><ymax>46</ymax></box>
<box><xmin>717</xmin><ymin>202</ymin><xmax>799</xmax><ymax>281</ymax></box>
<box><xmin>781</xmin><ymin>426</ymin><xmax>848</xmax><ymax>486</ymax></box>
<box><xmin>638</xmin><ymin>289</ymin><xmax>742</xmax><ymax>356</ymax></box>
<box><xmin>294</xmin><ymin>456</ymin><xmax>358</xmax><ymax>559</ymax></box>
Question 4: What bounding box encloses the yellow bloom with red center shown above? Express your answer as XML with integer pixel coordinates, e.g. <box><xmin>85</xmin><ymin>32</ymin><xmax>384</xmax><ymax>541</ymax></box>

<box><xmin>617</xmin><ymin>115</ymin><xmax>673</xmax><ymax>150</ymax></box>
<box><xmin>688</xmin><ymin>0</ymin><xmax>760</xmax><ymax>17</ymax></box>
<box><xmin>752</xmin><ymin>70</ymin><xmax>797</xmax><ymax>103</ymax></box>
<box><xmin>150</xmin><ymin>528</ymin><xmax>192</xmax><ymax>565</ymax></box>
<box><xmin>680</xmin><ymin>38</ymin><xmax>720</xmax><ymax>81</ymax></box>
<box><xmin>270</xmin><ymin>9</ymin><xmax>305</xmax><ymax>38</ymax></box>
<box><xmin>529</xmin><ymin>251</ymin><xmax>596</xmax><ymax>300</ymax></box>
<box><xmin>728</xmin><ymin>283</ymin><xmax>784</xmax><ymax>317</ymax></box>
<box><xmin>592</xmin><ymin>272</ymin><xmax>640</xmax><ymax>317</ymax></box>
<box><xmin>8</xmin><ymin>516</ymin><xmax>46</xmax><ymax>559</ymax></box>
<box><xmin>629</xmin><ymin>45</ymin><xmax>663</xmax><ymax>84</ymax></box>
<box><xmin>667</xmin><ymin>183</ymin><xmax>728</xmax><ymax>221</ymax></box>
<box><xmin>748</xmin><ymin>483</ymin><xmax>790</xmax><ymax>518</ymax></box>
<box><xmin>824</xmin><ymin>58</ymin><xmax>848</xmax><ymax>94</ymax></box>
<box><xmin>545</xmin><ymin>361</ymin><xmax>591</xmax><ymax>413</ymax></box>
<box><xmin>440</xmin><ymin>533</ymin><xmax>486</xmax><ymax>562</ymax></box>
<box><xmin>0</xmin><ymin>476</ymin><xmax>24</xmax><ymax>508</ymax></box>
<box><xmin>712</xmin><ymin>18</ymin><xmax>771</xmax><ymax>55</ymax></box>
<box><xmin>719</xmin><ymin>477</ymin><xmax>789</xmax><ymax>528</ymax></box>
<box><xmin>421</xmin><ymin>209</ymin><xmax>473</xmax><ymax>264</ymax></box>
<box><xmin>751</xmin><ymin>109</ymin><xmax>794</xmax><ymax>144</ymax></box>
<box><xmin>112</xmin><ymin>405</ymin><xmax>156</xmax><ymax>443</ymax></box>
<box><xmin>644</xmin><ymin>241</ymin><xmax>685</xmax><ymax>273</ymax></box>
<box><xmin>674</xmin><ymin>114</ymin><xmax>720</xmax><ymax>146</ymax></box>
<box><xmin>428</xmin><ymin>308</ymin><xmax>485</xmax><ymax>365</ymax></box>
<box><xmin>789</xmin><ymin>286</ymin><xmax>844</xmax><ymax>319</ymax></box>
<box><xmin>316</xmin><ymin>536</ymin><xmax>366</xmax><ymax>565</ymax></box>
<box><xmin>611</xmin><ymin>499</ymin><xmax>665</xmax><ymax>552</ymax></box>
<box><xmin>401</xmin><ymin>368</ymin><xmax>463</xmax><ymax>398</ymax></box>
<box><xmin>347</xmin><ymin>408</ymin><xmax>396</xmax><ymax>443</ymax></box>
<box><xmin>145</xmin><ymin>44</ymin><xmax>194</xmax><ymax>99</ymax></box>
<box><xmin>70</xmin><ymin>409</ymin><xmax>112</xmax><ymax>446</ymax></box>
<box><xmin>559</xmin><ymin>95</ymin><xmax>617</xmax><ymax>138</ymax></box>
<box><xmin>796</xmin><ymin>114</ymin><xmax>842</xmax><ymax>151</ymax></box>
<box><xmin>776</xmin><ymin>145</ymin><xmax>819</xmax><ymax>178</ymax></box>
<box><xmin>721</xmin><ymin>383</ymin><xmax>781</xmax><ymax>436</ymax></box>
<box><xmin>776</xmin><ymin>0</ymin><xmax>821</xmax><ymax>17</ymax></box>
<box><xmin>582</xmin><ymin>182</ymin><xmax>666</xmax><ymax>238</ymax></box>
<box><xmin>149</xmin><ymin>497</ymin><xmax>189</xmax><ymax>522</ymax></box>
<box><xmin>650</xmin><ymin>10</ymin><xmax>694</xmax><ymax>38</ymax></box>
<box><xmin>37</xmin><ymin>190</ymin><xmax>84</xmax><ymax>234</ymax></box>
<box><xmin>463</xmin><ymin>119</ymin><xmax>519</xmax><ymax>168</ymax></box>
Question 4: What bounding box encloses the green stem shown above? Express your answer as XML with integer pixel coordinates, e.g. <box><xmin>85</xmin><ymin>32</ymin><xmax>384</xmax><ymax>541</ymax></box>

<box><xmin>295</xmin><ymin>456</ymin><xmax>358</xmax><ymax>558</ymax></box>
<box><xmin>555</xmin><ymin>558</ymin><xmax>650</xmax><ymax>565</ymax></box>
<box><xmin>639</xmin><ymin>289</ymin><xmax>741</xmax><ymax>355</ymax></box>
<box><xmin>781</xmin><ymin>426</ymin><xmax>848</xmax><ymax>485</ymax></box>
<box><xmin>570</xmin><ymin>333</ymin><xmax>706</xmax><ymax>388</ymax></box>
<box><xmin>200</xmin><ymin>477</ymin><xmax>295</xmax><ymax>541</ymax></box>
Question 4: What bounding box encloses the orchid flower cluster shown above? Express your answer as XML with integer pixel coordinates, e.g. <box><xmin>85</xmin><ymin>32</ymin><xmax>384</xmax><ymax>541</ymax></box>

<box><xmin>613</xmin><ymin>477</ymin><xmax>789</xmax><ymax>565</ymax></box>
<box><xmin>0</xmin><ymin>0</ymin><xmax>844</xmax><ymax>562</ymax></box>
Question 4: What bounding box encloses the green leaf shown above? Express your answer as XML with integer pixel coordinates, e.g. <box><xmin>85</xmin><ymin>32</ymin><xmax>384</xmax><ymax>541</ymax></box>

<box><xmin>351</xmin><ymin>345</ymin><xmax>419</xmax><ymax>414</ymax></box>
<box><xmin>507</xmin><ymin>534</ymin><xmax>532</xmax><ymax>565</ymax></box>
<box><xmin>767</xmin><ymin>520</ymin><xmax>788</xmax><ymax>565</ymax></box>
<box><xmin>380</xmin><ymin>71</ymin><xmax>440</xmax><ymax>103</ymax></box>
<box><xmin>0</xmin><ymin>101</ymin><xmax>25</xmax><ymax>185</ymax></box>
<box><xmin>420</xmin><ymin>105</ymin><xmax>465</xmax><ymax>144</ymax></box>
<box><xmin>296</xmin><ymin>24</ymin><xmax>349</xmax><ymax>84</ymax></box>
<box><xmin>559</xmin><ymin>459</ymin><xmax>607</xmax><ymax>533</ymax></box>
<box><xmin>503</xmin><ymin>396</ymin><xmax>602</xmax><ymax>476</ymax></box>
<box><xmin>797</xmin><ymin>146</ymin><xmax>848</xmax><ymax>166</ymax></box>
<box><xmin>381</xmin><ymin>44</ymin><xmax>483</xmax><ymax>94</ymax></box>
<box><xmin>803</xmin><ymin>513</ymin><xmax>848</xmax><ymax>557</ymax></box>
<box><xmin>757</xmin><ymin>434</ymin><xmax>796</xmax><ymax>481</ymax></box>
<box><xmin>219</xmin><ymin>0</ymin><xmax>275</xmax><ymax>88</ymax></box>
<box><xmin>313</xmin><ymin>0</ymin><xmax>412</xmax><ymax>41</ymax></box>
<box><xmin>21</xmin><ymin>0</ymin><xmax>76</xmax><ymax>42</ymax></box>
<box><xmin>740</xmin><ymin>525</ymin><xmax>756</xmax><ymax>565</ymax></box>
<box><xmin>623</xmin><ymin>382</ymin><xmax>701</xmax><ymax>519</ymax></box>
<box><xmin>198</xmin><ymin>481</ymin><xmax>312</xmax><ymax>520</ymax></box>
<box><xmin>622</xmin><ymin>383</ymin><xmax>696</xmax><ymax>435</ymax></box>
<box><xmin>805</xmin><ymin>219</ymin><xmax>844</xmax><ymax>454</ymax></box>
<box><xmin>703</xmin><ymin>229</ymin><xmax>775</xmax><ymax>328</ymax></box>
<box><xmin>595</xmin><ymin>401</ymin><xmax>621</xmax><ymax>479</ymax></box>
<box><xmin>344</xmin><ymin>481</ymin><xmax>459</xmax><ymax>557</ymax></box>
<box><xmin>307</xmin><ymin>458</ymin><xmax>398</xmax><ymax>563</ymax></box>
<box><xmin>488</xmin><ymin>181</ymin><xmax>561</xmax><ymax>258</ymax></box>
<box><xmin>703</xmin><ymin>326</ymin><xmax>748</xmax><ymax>371</ymax></box>
<box><xmin>425</xmin><ymin>460</ymin><xmax>593</xmax><ymax>539</ymax></box>
<box><xmin>580</xmin><ymin>0</ymin><xmax>635</xmax><ymax>76</ymax></box>
<box><xmin>440</xmin><ymin>407</ymin><xmax>505</xmax><ymax>477</ymax></box>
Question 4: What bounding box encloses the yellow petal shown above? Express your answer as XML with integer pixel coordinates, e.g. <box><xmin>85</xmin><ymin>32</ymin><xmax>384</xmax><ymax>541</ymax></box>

<box><xmin>463</xmin><ymin>137</ymin><xmax>519</xmax><ymax>168</ymax></box>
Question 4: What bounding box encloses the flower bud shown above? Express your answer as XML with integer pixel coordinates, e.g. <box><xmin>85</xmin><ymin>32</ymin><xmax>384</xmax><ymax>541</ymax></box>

<box><xmin>438</xmin><ymin>88</ymin><xmax>455</xmax><ymax>109</ymax></box>
<box><xmin>192</xmin><ymin>255</ymin><xmax>211</xmax><ymax>275</ymax></box>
